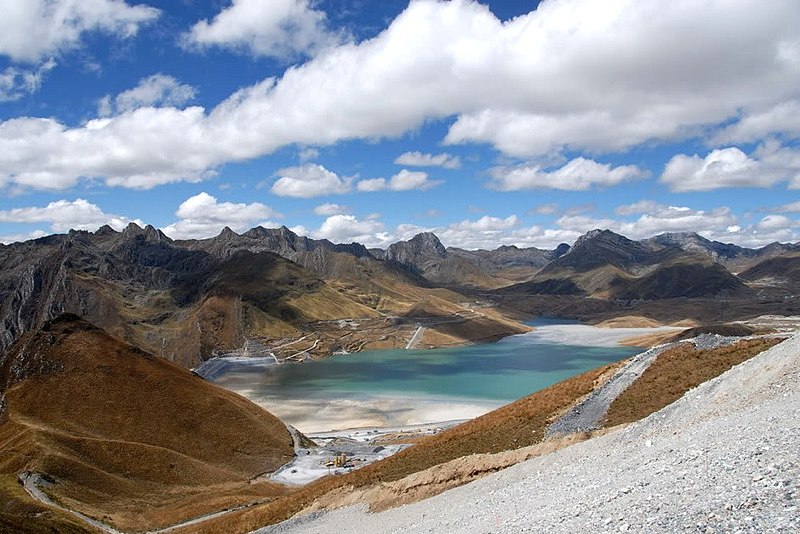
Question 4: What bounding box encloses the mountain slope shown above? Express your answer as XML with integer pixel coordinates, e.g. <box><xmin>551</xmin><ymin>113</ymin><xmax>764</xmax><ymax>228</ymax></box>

<box><xmin>385</xmin><ymin>232</ymin><xmax>556</xmax><ymax>288</ymax></box>
<box><xmin>0</xmin><ymin>314</ymin><xmax>294</xmax><ymax>532</ymax></box>
<box><xmin>0</xmin><ymin>225</ymin><xmax>527</xmax><ymax>367</ymax></box>
<box><xmin>259</xmin><ymin>334</ymin><xmax>798</xmax><ymax>533</ymax></box>
<box><xmin>738</xmin><ymin>252</ymin><xmax>800</xmax><ymax>291</ymax></box>
<box><xmin>647</xmin><ymin>232</ymin><xmax>800</xmax><ymax>270</ymax></box>
<box><xmin>502</xmin><ymin>229</ymin><xmax>750</xmax><ymax>299</ymax></box>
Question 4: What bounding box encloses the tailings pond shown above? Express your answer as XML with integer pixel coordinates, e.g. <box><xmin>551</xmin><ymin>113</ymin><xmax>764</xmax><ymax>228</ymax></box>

<box><xmin>206</xmin><ymin>320</ymin><xmax>645</xmax><ymax>433</ymax></box>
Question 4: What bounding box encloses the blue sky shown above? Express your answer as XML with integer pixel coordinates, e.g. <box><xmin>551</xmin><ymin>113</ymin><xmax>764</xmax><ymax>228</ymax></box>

<box><xmin>1</xmin><ymin>0</ymin><xmax>799</xmax><ymax>249</ymax></box>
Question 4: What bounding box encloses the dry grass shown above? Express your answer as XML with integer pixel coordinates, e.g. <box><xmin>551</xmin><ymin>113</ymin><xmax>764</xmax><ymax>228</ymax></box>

<box><xmin>0</xmin><ymin>315</ymin><xmax>294</xmax><ymax>532</ymax></box>
<box><xmin>604</xmin><ymin>337</ymin><xmax>782</xmax><ymax>427</ymax></box>
<box><xmin>0</xmin><ymin>475</ymin><xmax>96</xmax><ymax>534</ymax></box>
<box><xmin>183</xmin><ymin>361</ymin><xmax>622</xmax><ymax>533</ymax></box>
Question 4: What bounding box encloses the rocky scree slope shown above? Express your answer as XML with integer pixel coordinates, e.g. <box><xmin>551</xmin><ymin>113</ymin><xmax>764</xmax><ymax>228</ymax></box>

<box><xmin>260</xmin><ymin>333</ymin><xmax>800</xmax><ymax>534</ymax></box>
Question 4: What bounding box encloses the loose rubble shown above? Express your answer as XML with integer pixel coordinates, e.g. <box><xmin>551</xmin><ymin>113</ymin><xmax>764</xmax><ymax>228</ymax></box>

<box><xmin>259</xmin><ymin>333</ymin><xmax>800</xmax><ymax>533</ymax></box>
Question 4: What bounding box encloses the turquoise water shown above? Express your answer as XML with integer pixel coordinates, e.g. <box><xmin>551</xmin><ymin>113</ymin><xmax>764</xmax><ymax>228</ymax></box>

<box><xmin>218</xmin><ymin>326</ymin><xmax>639</xmax><ymax>404</ymax></box>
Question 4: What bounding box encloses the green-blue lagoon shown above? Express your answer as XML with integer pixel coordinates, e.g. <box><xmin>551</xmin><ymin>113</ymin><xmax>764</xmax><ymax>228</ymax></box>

<box><xmin>211</xmin><ymin>322</ymin><xmax>641</xmax><ymax>433</ymax></box>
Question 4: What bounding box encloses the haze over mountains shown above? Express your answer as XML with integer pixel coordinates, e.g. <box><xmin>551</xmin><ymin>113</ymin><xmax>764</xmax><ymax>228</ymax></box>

<box><xmin>1</xmin><ymin>224</ymin><xmax>798</xmax><ymax>369</ymax></box>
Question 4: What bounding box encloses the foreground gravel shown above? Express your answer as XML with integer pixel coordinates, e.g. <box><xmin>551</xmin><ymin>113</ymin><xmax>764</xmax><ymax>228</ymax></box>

<box><xmin>259</xmin><ymin>333</ymin><xmax>800</xmax><ymax>534</ymax></box>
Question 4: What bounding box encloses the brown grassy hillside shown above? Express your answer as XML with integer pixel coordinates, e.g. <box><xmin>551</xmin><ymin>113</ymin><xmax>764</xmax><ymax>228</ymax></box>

<box><xmin>0</xmin><ymin>314</ymin><xmax>294</xmax><ymax>532</ymax></box>
<box><xmin>604</xmin><ymin>337</ymin><xmax>782</xmax><ymax>427</ymax></box>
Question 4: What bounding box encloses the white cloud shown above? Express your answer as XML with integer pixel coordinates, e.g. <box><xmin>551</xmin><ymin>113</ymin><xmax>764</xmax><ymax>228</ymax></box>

<box><xmin>394</xmin><ymin>151</ymin><xmax>461</xmax><ymax>169</ymax></box>
<box><xmin>356</xmin><ymin>170</ymin><xmax>441</xmax><ymax>192</ymax></box>
<box><xmin>711</xmin><ymin>101</ymin><xmax>800</xmax><ymax>145</ymax></box>
<box><xmin>313</xmin><ymin>202</ymin><xmax>348</xmax><ymax>216</ymax></box>
<box><xmin>449</xmin><ymin>215</ymin><xmax>519</xmax><ymax>232</ymax></box>
<box><xmin>3</xmin><ymin>0</ymin><xmax>800</xmax><ymax>190</ymax></box>
<box><xmin>490</xmin><ymin>157</ymin><xmax>645</xmax><ymax>191</ymax></box>
<box><xmin>271</xmin><ymin>163</ymin><xmax>352</xmax><ymax>198</ymax></box>
<box><xmin>298</xmin><ymin>146</ymin><xmax>320</xmax><ymax>162</ymax></box>
<box><xmin>0</xmin><ymin>58</ymin><xmax>56</xmax><ymax>102</ymax></box>
<box><xmin>298</xmin><ymin>203</ymin><xmax>798</xmax><ymax>251</ymax></box>
<box><xmin>0</xmin><ymin>198</ymin><xmax>140</xmax><ymax>233</ymax></box>
<box><xmin>313</xmin><ymin>214</ymin><xmax>390</xmax><ymax>247</ymax></box>
<box><xmin>355</xmin><ymin>178</ymin><xmax>386</xmax><ymax>193</ymax></box>
<box><xmin>98</xmin><ymin>74</ymin><xmax>196</xmax><ymax>116</ymax></box>
<box><xmin>161</xmin><ymin>192</ymin><xmax>280</xmax><ymax>240</ymax></box>
<box><xmin>0</xmin><ymin>229</ymin><xmax>49</xmax><ymax>245</ymax></box>
<box><xmin>0</xmin><ymin>0</ymin><xmax>159</xmax><ymax>63</ymax></box>
<box><xmin>529</xmin><ymin>203</ymin><xmax>558</xmax><ymax>216</ymax></box>
<box><xmin>183</xmin><ymin>0</ymin><xmax>338</xmax><ymax>59</ymax></box>
<box><xmin>552</xmin><ymin>201</ymin><xmax>799</xmax><ymax>248</ymax></box>
<box><xmin>777</xmin><ymin>200</ymin><xmax>800</xmax><ymax>213</ymax></box>
<box><xmin>661</xmin><ymin>142</ymin><xmax>800</xmax><ymax>192</ymax></box>
<box><xmin>558</xmin><ymin>204</ymin><xmax>738</xmax><ymax>242</ymax></box>
<box><xmin>615</xmin><ymin>200</ymin><xmax>660</xmax><ymax>216</ymax></box>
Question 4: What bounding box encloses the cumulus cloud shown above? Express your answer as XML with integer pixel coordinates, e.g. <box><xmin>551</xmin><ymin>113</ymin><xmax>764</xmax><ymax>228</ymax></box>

<box><xmin>183</xmin><ymin>0</ymin><xmax>338</xmax><ymax>59</ymax></box>
<box><xmin>711</xmin><ymin>101</ymin><xmax>800</xmax><ymax>145</ymax></box>
<box><xmin>0</xmin><ymin>0</ymin><xmax>159</xmax><ymax>63</ymax></box>
<box><xmin>160</xmin><ymin>192</ymin><xmax>280</xmax><ymax>240</ymax></box>
<box><xmin>313</xmin><ymin>202</ymin><xmax>348</xmax><ymax>216</ymax></box>
<box><xmin>0</xmin><ymin>58</ymin><xmax>56</xmax><ymax>102</ymax></box>
<box><xmin>661</xmin><ymin>142</ymin><xmax>800</xmax><ymax>191</ymax></box>
<box><xmin>295</xmin><ymin>203</ymin><xmax>798</xmax><ymax>251</ymax></box>
<box><xmin>0</xmin><ymin>229</ymin><xmax>49</xmax><ymax>245</ymax></box>
<box><xmin>394</xmin><ymin>151</ymin><xmax>461</xmax><ymax>169</ymax></box>
<box><xmin>427</xmin><ymin>215</ymin><xmax>579</xmax><ymax>250</ymax></box>
<box><xmin>556</xmin><ymin>203</ymin><xmax>739</xmax><ymax>242</ymax></box>
<box><xmin>312</xmin><ymin>214</ymin><xmax>390</xmax><ymax>247</ymax></box>
<box><xmin>490</xmin><ymin>157</ymin><xmax>645</xmax><ymax>191</ymax></box>
<box><xmin>271</xmin><ymin>164</ymin><xmax>352</xmax><ymax>198</ymax></box>
<box><xmin>98</xmin><ymin>74</ymin><xmax>196</xmax><ymax>116</ymax></box>
<box><xmin>2</xmin><ymin>0</ymin><xmax>800</xmax><ymax>190</ymax></box>
<box><xmin>0</xmin><ymin>198</ymin><xmax>141</xmax><ymax>234</ymax></box>
<box><xmin>356</xmin><ymin>170</ymin><xmax>441</xmax><ymax>192</ymax></box>
<box><xmin>553</xmin><ymin>201</ymin><xmax>798</xmax><ymax>248</ymax></box>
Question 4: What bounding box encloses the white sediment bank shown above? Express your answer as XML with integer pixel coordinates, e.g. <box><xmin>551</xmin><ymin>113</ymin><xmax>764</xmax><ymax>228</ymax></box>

<box><xmin>210</xmin><ymin>324</ymin><xmax>668</xmax><ymax>434</ymax></box>
<box><xmin>516</xmin><ymin>324</ymin><xmax>681</xmax><ymax>347</ymax></box>
<box><xmin>259</xmin><ymin>333</ymin><xmax>800</xmax><ymax>533</ymax></box>
<box><xmin>211</xmin><ymin>382</ymin><xmax>502</xmax><ymax>434</ymax></box>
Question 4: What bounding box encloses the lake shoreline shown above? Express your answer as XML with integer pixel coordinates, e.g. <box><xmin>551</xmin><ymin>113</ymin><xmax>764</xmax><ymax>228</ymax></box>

<box><xmin>203</xmin><ymin>322</ymin><xmax>675</xmax><ymax>434</ymax></box>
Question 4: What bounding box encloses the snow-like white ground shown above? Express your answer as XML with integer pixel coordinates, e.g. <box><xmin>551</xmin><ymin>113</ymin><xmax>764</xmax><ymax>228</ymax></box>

<box><xmin>213</xmin><ymin>324</ymin><xmax>664</xmax><ymax>434</ymax></box>
<box><xmin>516</xmin><ymin>324</ymin><xmax>681</xmax><ymax>347</ymax></box>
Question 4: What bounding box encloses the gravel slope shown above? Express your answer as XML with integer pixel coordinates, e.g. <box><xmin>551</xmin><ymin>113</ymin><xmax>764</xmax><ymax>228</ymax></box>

<box><xmin>259</xmin><ymin>333</ymin><xmax>800</xmax><ymax>533</ymax></box>
<box><xmin>546</xmin><ymin>344</ymin><xmax>669</xmax><ymax>437</ymax></box>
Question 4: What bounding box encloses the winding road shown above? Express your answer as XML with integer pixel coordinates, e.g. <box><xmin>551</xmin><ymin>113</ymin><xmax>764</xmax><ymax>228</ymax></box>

<box><xmin>19</xmin><ymin>471</ymin><xmax>265</xmax><ymax>534</ymax></box>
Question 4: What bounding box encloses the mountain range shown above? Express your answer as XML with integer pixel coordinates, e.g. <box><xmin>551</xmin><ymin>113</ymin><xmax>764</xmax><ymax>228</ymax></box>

<box><xmin>1</xmin><ymin>224</ymin><xmax>798</xmax><ymax>368</ymax></box>
<box><xmin>1</xmin><ymin>225</ymin><xmax>798</xmax><ymax>532</ymax></box>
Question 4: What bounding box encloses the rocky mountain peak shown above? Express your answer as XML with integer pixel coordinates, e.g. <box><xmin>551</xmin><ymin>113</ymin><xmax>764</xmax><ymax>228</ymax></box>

<box><xmin>94</xmin><ymin>225</ymin><xmax>117</xmax><ymax>237</ymax></box>
<box><xmin>384</xmin><ymin>232</ymin><xmax>448</xmax><ymax>277</ymax></box>
<box><xmin>570</xmin><ymin>229</ymin><xmax>627</xmax><ymax>250</ymax></box>
<box><xmin>553</xmin><ymin>243</ymin><xmax>571</xmax><ymax>258</ymax></box>
<box><xmin>218</xmin><ymin>226</ymin><xmax>237</xmax><ymax>238</ymax></box>
<box><xmin>550</xmin><ymin>229</ymin><xmax>653</xmax><ymax>272</ymax></box>
<box><xmin>408</xmin><ymin>232</ymin><xmax>447</xmax><ymax>257</ymax></box>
